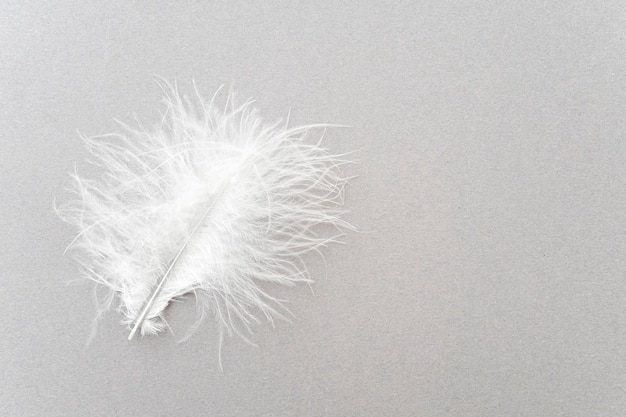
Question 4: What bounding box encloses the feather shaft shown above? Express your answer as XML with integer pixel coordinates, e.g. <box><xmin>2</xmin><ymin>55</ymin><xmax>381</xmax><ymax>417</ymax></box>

<box><xmin>128</xmin><ymin>179</ymin><xmax>228</xmax><ymax>340</ymax></box>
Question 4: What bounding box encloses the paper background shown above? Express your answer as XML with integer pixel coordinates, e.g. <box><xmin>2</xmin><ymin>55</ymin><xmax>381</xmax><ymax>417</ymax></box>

<box><xmin>2</xmin><ymin>1</ymin><xmax>626</xmax><ymax>415</ymax></box>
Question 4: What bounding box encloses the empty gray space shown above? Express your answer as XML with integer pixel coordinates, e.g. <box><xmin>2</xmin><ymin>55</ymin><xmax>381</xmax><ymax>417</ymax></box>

<box><xmin>2</xmin><ymin>1</ymin><xmax>625</xmax><ymax>416</ymax></box>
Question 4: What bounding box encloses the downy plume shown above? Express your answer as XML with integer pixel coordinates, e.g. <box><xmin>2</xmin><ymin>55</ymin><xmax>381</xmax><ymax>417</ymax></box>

<box><xmin>58</xmin><ymin>83</ymin><xmax>353</xmax><ymax>342</ymax></box>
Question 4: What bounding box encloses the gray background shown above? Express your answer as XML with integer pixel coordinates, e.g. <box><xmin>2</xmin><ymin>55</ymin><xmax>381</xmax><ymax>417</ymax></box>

<box><xmin>2</xmin><ymin>1</ymin><xmax>626</xmax><ymax>416</ymax></box>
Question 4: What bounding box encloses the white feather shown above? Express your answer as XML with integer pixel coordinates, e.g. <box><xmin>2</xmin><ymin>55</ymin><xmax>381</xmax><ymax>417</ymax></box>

<box><xmin>58</xmin><ymin>84</ymin><xmax>353</xmax><ymax>341</ymax></box>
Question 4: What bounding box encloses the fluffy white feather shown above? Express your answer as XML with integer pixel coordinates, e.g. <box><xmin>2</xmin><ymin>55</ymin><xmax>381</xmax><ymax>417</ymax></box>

<box><xmin>59</xmin><ymin>85</ymin><xmax>353</xmax><ymax>341</ymax></box>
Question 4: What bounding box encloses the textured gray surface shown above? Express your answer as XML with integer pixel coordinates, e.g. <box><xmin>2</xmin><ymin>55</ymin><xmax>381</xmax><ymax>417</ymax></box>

<box><xmin>2</xmin><ymin>1</ymin><xmax>626</xmax><ymax>416</ymax></box>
